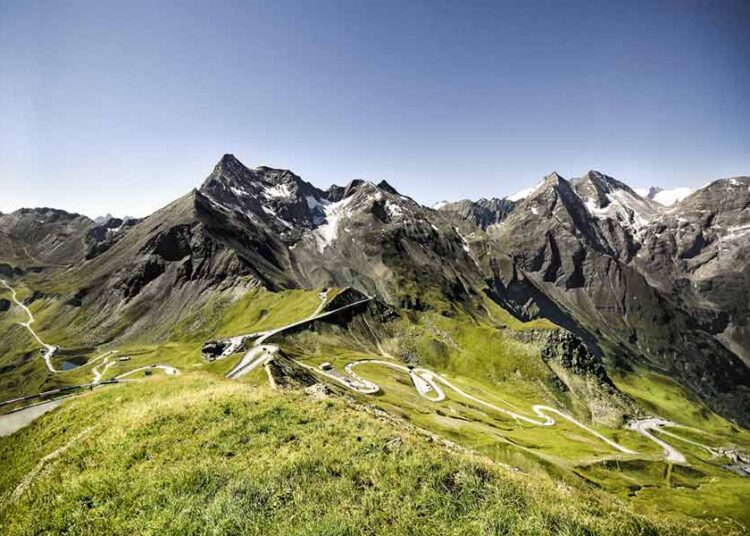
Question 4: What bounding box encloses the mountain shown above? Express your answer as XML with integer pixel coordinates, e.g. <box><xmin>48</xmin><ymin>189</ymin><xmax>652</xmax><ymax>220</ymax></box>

<box><xmin>442</xmin><ymin>170</ymin><xmax>750</xmax><ymax>425</ymax></box>
<box><xmin>434</xmin><ymin>197</ymin><xmax>516</xmax><ymax>229</ymax></box>
<box><xmin>93</xmin><ymin>213</ymin><xmax>115</xmax><ymax>225</ymax></box>
<box><xmin>0</xmin><ymin>208</ymin><xmax>93</xmax><ymax>269</ymax></box>
<box><xmin>2</xmin><ymin>155</ymin><xmax>750</xmax><ymax>532</ymax></box>
<box><xmin>635</xmin><ymin>186</ymin><xmax>695</xmax><ymax>206</ymax></box>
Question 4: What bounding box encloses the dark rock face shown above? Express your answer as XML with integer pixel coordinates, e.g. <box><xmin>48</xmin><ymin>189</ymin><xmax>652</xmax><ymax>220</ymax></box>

<box><xmin>539</xmin><ymin>330</ymin><xmax>610</xmax><ymax>383</ymax></box>
<box><xmin>323</xmin><ymin>287</ymin><xmax>369</xmax><ymax>312</ymax></box>
<box><xmin>85</xmin><ymin>217</ymin><xmax>140</xmax><ymax>259</ymax></box>
<box><xmin>0</xmin><ymin>264</ymin><xmax>21</xmax><ymax>278</ymax></box>
<box><xmin>201</xmin><ymin>341</ymin><xmax>226</xmax><ymax>361</ymax></box>
<box><xmin>0</xmin><ymin>299</ymin><xmax>10</xmax><ymax>312</ymax></box>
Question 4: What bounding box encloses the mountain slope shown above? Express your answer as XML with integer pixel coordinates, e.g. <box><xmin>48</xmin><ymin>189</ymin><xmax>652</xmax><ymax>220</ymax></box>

<box><xmin>2</xmin><ymin>157</ymin><xmax>750</xmax><ymax>531</ymax></box>
<box><xmin>0</xmin><ymin>208</ymin><xmax>93</xmax><ymax>269</ymax></box>
<box><xmin>444</xmin><ymin>172</ymin><xmax>750</xmax><ymax>426</ymax></box>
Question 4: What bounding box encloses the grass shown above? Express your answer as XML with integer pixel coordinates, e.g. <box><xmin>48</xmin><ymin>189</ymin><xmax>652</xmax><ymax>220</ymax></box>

<box><xmin>169</xmin><ymin>287</ymin><xmax>324</xmax><ymax>342</ymax></box>
<box><xmin>0</xmin><ymin>283</ymin><xmax>325</xmax><ymax>401</ymax></box>
<box><xmin>0</xmin><ymin>373</ymin><xmax>733</xmax><ymax>536</ymax></box>
<box><xmin>2</xmin><ymin>280</ymin><xmax>750</xmax><ymax>532</ymax></box>
<box><xmin>281</xmin><ymin>307</ymin><xmax>750</xmax><ymax>529</ymax></box>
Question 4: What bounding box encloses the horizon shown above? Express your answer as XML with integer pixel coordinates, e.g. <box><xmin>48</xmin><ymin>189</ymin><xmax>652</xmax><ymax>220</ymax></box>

<box><xmin>2</xmin><ymin>0</ymin><xmax>749</xmax><ymax>217</ymax></box>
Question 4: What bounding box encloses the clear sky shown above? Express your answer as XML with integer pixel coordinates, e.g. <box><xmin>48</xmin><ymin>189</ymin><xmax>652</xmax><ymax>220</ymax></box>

<box><xmin>1</xmin><ymin>0</ymin><xmax>749</xmax><ymax>218</ymax></box>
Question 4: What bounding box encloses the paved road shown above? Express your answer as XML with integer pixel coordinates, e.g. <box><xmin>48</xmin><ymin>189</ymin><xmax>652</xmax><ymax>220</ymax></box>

<box><xmin>2</xmin><ymin>278</ymin><xmax>181</xmax><ymax>409</ymax></box>
<box><xmin>217</xmin><ymin>296</ymin><xmax>645</xmax><ymax>458</ymax></box>
<box><xmin>227</xmin><ymin>345</ymin><xmax>278</xmax><ymax>379</ymax></box>
<box><xmin>627</xmin><ymin>418</ymin><xmax>688</xmax><ymax>464</ymax></box>
<box><xmin>310</xmin><ymin>289</ymin><xmax>329</xmax><ymax>319</ymax></box>
<box><xmin>116</xmin><ymin>365</ymin><xmax>179</xmax><ymax>380</ymax></box>
<box><xmin>1</xmin><ymin>279</ymin><xmax>58</xmax><ymax>372</ymax></box>
<box><xmin>92</xmin><ymin>358</ymin><xmax>110</xmax><ymax>384</ymax></box>
<box><xmin>337</xmin><ymin>359</ymin><xmax>635</xmax><ymax>454</ymax></box>
<box><xmin>0</xmin><ymin>399</ymin><xmax>65</xmax><ymax>437</ymax></box>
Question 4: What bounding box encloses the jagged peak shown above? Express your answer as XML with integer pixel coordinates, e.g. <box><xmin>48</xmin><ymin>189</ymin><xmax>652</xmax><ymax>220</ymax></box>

<box><xmin>578</xmin><ymin>170</ymin><xmax>638</xmax><ymax>197</ymax></box>
<box><xmin>376</xmin><ymin>180</ymin><xmax>400</xmax><ymax>196</ymax></box>
<box><xmin>325</xmin><ymin>178</ymin><xmax>403</xmax><ymax>203</ymax></box>
<box><xmin>217</xmin><ymin>153</ymin><xmax>243</xmax><ymax>168</ymax></box>
<box><xmin>342</xmin><ymin>179</ymin><xmax>367</xmax><ymax>199</ymax></box>
<box><xmin>523</xmin><ymin>172</ymin><xmax>570</xmax><ymax>200</ymax></box>
<box><xmin>544</xmin><ymin>171</ymin><xmax>566</xmax><ymax>184</ymax></box>
<box><xmin>203</xmin><ymin>155</ymin><xmax>313</xmax><ymax>202</ymax></box>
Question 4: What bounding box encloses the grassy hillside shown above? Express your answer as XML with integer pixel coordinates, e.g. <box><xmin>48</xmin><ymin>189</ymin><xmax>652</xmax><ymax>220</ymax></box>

<box><xmin>279</xmin><ymin>304</ymin><xmax>750</xmax><ymax>529</ymax></box>
<box><xmin>0</xmin><ymin>373</ymin><xmax>733</xmax><ymax>536</ymax></box>
<box><xmin>2</xmin><ymin>279</ymin><xmax>750</xmax><ymax>532</ymax></box>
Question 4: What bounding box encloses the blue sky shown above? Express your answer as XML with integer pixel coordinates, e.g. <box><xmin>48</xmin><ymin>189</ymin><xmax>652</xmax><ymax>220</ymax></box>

<box><xmin>1</xmin><ymin>0</ymin><xmax>748</xmax><ymax>217</ymax></box>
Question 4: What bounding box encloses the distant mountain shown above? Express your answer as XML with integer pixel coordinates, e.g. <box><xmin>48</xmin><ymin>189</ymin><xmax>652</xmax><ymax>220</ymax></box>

<box><xmin>93</xmin><ymin>213</ymin><xmax>115</xmax><ymax>225</ymax></box>
<box><xmin>634</xmin><ymin>186</ymin><xmax>694</xmax><ymax>206</ymax></box>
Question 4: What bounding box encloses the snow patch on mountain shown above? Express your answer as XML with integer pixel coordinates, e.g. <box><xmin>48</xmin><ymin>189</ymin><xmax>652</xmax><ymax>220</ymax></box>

<box><xmin>385</xmin><ymin>201</ymin><xmax>404</xmax><ymax>219</ymax></box>
<box><xmin>507</xmin><ymin>179</ymin><xmax>546</xmax><ymax>202</ymax></box>
<box><xmin>582</xmin><ymin>188</ymin><xmax>655</xmax><ymax>232</ymax></box>
<box><xmin>264</xmin><ymin>183</ymin><xmax>293</xmax><ymax>199</ymax></box>
<box><xmin>507</xmin><ymin>187</ymin><xmax>533</xmax><ymax>202</ymax></box>
<box><xmin>314</xmin><ymin>196</ymin><xmax>355</xmax><ymax>252</ymax></box>
<box><xmin>652</xmin><ymin>187</ymin><xmax>693</xmax><ymax>206</ymax></box>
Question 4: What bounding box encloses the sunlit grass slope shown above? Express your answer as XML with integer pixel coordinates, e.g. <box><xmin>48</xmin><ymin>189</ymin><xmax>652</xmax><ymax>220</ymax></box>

<box><xmin>0</xmin><ymin>373</ymin><xmax>732</xmax><ymax>536</ymax></box>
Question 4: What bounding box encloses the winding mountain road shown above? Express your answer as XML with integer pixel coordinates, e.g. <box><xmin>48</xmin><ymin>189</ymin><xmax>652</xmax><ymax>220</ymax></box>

<box><xmin>627</xmin><ymin>418</ymin><xmax>688</xmax><ymax>464</ymax></box>
<box><xmin>227</xmin><ymin>345</ymin><xmax>278</xmax><ymax>379</ymax></box>
<box><xmin>0</xmin><ymin>278</ymin><xmax>717</xmax><ymax>465</ymax></box>
<box><xmin>1</xmin><ymin>280</ymin><xmax>183</xmax><ymax>430</ymax></box>
<box><xmin>116</xmin><ymin>365</ymin><xmax>179</xmax><ymax>380</ymax></box>
<box><xmin>1</xmin><ymin>279</ymin><xmax>58</xmax><ymax>372</ymax></box>
<box><xmin>215</xmin><ymin>295</ymin><xmax>718</xmax><ymax>462</ymax></box>
<box><xmin>335</xmin><ymin>359</ymin><xmax>636</xmax><ymax>454</ymax></box>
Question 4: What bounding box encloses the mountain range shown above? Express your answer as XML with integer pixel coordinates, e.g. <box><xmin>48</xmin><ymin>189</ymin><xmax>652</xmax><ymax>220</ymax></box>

<box><xmin>2</xmin><ymin>155</ymin><xmax>750</xmax><ymax>532</ymax></box>
<box><xmin>2</xmin><ymin>155</ymin><xmax>747</xmax><ymax>425</ymax></box>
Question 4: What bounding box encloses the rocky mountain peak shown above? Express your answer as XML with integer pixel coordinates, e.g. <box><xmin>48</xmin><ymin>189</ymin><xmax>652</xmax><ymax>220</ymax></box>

<box><xmin>572</xmin><ymin>172</ymin><xmax>659</xmax><ymax>233</ymax></box>
<box><xmin>544</xmin><ymin>171</ymin><xmax>566</xmax><ymax>186</ymax></box>
<box><xmin>376</xmin><ymin>180</ymin><xmax>400</xmax><ymax>196</ymax></box>
<box><xmin>578</xmin><ymin>171</ymin><xmax>639</xmax><ymax>199</ymax></box>
<box><xmin>342</xmin><ymin>179</ymin><xmax>369</xmax><ymax>199</ymax></box>
<box><xmin>515</xmin><ymin>172</ymin><xmax>569</xmax><ymax>206</ymax></box>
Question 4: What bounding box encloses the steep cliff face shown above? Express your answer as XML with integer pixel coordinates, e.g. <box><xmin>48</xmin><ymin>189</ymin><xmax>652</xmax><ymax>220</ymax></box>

<box><xmin>635</xmin><ymin>178</ymin><xmax>750</xmax><ymax>365</ymax></box>
<box><xmin>511</xmin><ymin>328</ymin><xmax>637</xmax><ymax>426</ymax></box>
